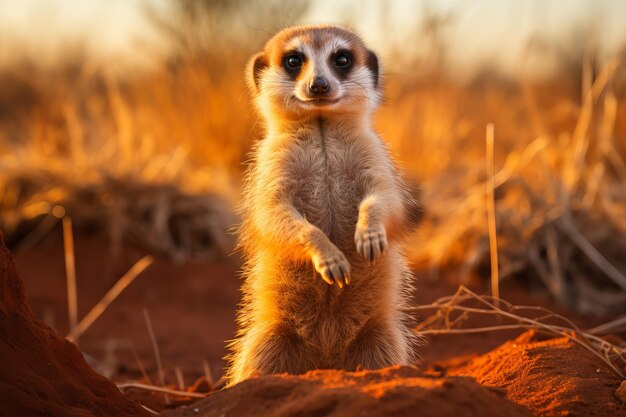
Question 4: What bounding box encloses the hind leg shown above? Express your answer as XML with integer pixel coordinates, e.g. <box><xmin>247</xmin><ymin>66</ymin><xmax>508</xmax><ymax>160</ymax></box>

<box><xmin>227</xmin><ymin>321</ymin><xmax>314</xmax><ymax>385</ymax></box>
<box><xmin>341</xmin><ymin>318</ymin><xmax>410</xmax><ymax>371</ymax></box>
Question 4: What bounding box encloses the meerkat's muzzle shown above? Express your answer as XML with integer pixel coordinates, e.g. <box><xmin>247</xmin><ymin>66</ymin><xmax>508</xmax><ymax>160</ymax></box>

<box><xmin>309</xmin><ymin>76</ymin><xmax>330</xmax><ymax>95</ymax></box>
<box><xmin>302</xmin><ymin>75</ymin><xmax>340</xmax><ymax>105</ymax></box>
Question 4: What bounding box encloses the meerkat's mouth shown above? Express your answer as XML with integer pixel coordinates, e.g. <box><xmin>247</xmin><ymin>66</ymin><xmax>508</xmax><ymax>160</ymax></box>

<box><xmin>295</xmin><ymin>96</ymin><xmax>342</xmax><ymax>106</ymax></box>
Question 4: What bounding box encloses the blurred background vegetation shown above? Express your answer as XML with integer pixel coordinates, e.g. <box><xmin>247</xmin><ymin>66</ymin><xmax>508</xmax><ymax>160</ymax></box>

<box><xmin>2</xmin><ymin>0</ymin><xmax>626</xmax><ymax>314</ymax></box>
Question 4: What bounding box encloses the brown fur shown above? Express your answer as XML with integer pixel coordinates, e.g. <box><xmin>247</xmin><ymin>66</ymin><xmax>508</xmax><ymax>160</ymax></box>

<box><xmin>226</xmin><ymin>25</ymin><xmax>419</xmax><ymax>385</ymax></box>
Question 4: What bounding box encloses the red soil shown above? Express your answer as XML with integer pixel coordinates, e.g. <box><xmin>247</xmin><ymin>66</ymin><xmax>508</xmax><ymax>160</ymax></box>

<box><xmin>161</xmin><ymin>366</ymin><xmax>535</xmax><ymax>417</ymax></box>
<box><xmin>445</xmin><ymin>330</ymin><xmax>626</xmax><ymax>417</ymax></box>
<box><xmin>14</xmin><ymin>232</ymin><xmax>604</xmax><ymax>387</ymax></box>
<box><xmin>6</xmin><ymin>231</ymin><xmax>626</xmax><ymax>416</ymax></box>
<box><xmin>0</xmin><ymin>234</ymin><xmax>149</xmax><ymax>417</ymax></box>
<box><xmin>160</xmin><ymin>331</ymin><xmax>626</xmax><ymax>417</ymax></box>
<box><xmin>15</xmin><ymin>232</ymin><xmax>239</xmax><ymax>387</ymax></box>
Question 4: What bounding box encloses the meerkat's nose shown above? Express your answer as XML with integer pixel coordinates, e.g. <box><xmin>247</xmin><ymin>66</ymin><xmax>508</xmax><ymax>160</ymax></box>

<box><xmin>309</xmin><ymin>76</ymin><xmax>330</xmax><ymax>94</ymax></box>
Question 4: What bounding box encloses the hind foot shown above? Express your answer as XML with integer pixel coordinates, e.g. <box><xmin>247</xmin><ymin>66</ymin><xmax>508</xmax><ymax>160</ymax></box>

<box><xmin>341</xmin><ymin>318</ymin><xmax>409</xmax><ymax>370</ymax></box>
<box><xmin>228</xmin><ymin>322</ymin><xmax>315</xmax><ymax>385</ymax></box>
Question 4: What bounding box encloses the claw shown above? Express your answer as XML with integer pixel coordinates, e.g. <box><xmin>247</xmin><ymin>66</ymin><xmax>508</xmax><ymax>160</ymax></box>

<box><xmin>330</xmin><ymin>263</ymin><xmax>342</xmax><ymax>282</ymax></box>
<box><xmin>332</xmin><ymin>265</ymin><xmax>345</xmax><ymax>288</ymax></box>
<box><xmin>363</xmin><ymin>239</ymin><xmax>371</xmax><ymax>261</ymax></box>
<box><xmin>313</xmin><ymin>248</ymin><xmax>350</xmax><ymax>287</ymax></box>
<box><xmin>327</xmin><ymin>267</ymin><xmax>336</xmax><ymax>281</ymax></box>
<box><xmin>340</xmin><ymin>264</ymin><xmax>350</xmax><ymax>285</ymax></box>
<box><xmin>320</xmin><ymin>271</ymin><xmax>334</xmax><ymax>286</ymax></box>
<box><xmin>355</xmin><ymin>224</ymin><xmax>388</xmax><ymax>264</ymax></box>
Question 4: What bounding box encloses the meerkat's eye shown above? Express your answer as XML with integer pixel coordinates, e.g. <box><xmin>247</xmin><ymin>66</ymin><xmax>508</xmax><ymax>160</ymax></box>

<box><xmin>284</xmin><ymin>54</ymin><xmax>303</xmax><ymax>69</ymax></box>
<box><xmin>334</xmin><ymin>52</ymin><xmax>351</xmax><ymax>68</ymax></box>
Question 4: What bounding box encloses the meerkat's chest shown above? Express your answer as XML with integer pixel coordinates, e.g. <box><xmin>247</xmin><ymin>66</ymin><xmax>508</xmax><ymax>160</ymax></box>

<box><xmin>289</xmin><ymin>134</ymin><xmax>366</xmax><ymax>239</ymax></box>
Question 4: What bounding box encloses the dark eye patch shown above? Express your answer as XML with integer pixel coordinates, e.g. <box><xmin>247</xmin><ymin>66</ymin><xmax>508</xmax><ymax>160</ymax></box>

<box><xmin>330</xmin><ymin>49</ymin><xmax>354</xmax><ymax>79</ymax></box>
<box><xmin>282</xmin><ymin>51</ymin><xmax>305</xmax><ymax>79</ymax></box>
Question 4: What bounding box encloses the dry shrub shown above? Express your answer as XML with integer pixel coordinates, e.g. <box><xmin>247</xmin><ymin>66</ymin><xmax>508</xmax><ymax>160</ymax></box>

<box><xmin>411</xmin><ymin>285</ymin><xmax>626</xmax><ymax>378</ymax></box>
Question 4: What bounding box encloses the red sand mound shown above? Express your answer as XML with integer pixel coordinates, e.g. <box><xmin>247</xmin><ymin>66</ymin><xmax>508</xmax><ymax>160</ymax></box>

<box><xmin>0</xmin><ymin>235</ymin><xmax>149</xmax><ymax>417</ymax></box>
<box><xmin>162</xmin><ymin>332</ymin><xmax>626</xmax><ymax>417</ymax></box>
<box><xmin>162</xmin><ymin>366</ymin><xmax>534</xmax><ymax>417</ymax></box>
<box><xmin>444</xmin><ymin>330</ymin><xmax>626</xmax><ymax>417</ymax></box>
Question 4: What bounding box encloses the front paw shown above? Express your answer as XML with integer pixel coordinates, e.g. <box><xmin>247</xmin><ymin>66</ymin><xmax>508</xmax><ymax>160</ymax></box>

<box><xmin>355</xmin><ymin>224</ymin><xmax>387</xmax><ymax>263</ymax></box>
<box><xmin>311</xmin><ymin>248</ymin><xmax>351</xmax><ymax>288</ymax></box>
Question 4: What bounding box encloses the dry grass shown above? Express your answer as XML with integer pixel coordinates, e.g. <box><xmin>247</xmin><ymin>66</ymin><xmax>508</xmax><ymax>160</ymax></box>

<box><xmin>66</xmin><ymin>254</ymin><xmax>154</xmax><ymax>343</ymax></box>
<box><xmin>0</xmin><ymin>65</ymin><xmax>239</xmax><ymax>261</ymax></box>
<box><xmin>1</xmin><ymin>3</ymin><xmax>626</xmax><ymax>316</ymax></box>
<box><xmin>410</xmin><ymin>285</ymin><xmax>626</xmax><ymax>379</ymax></box>
<box><xmin>391</xmin><ymin>55</ymin><xmax>626</xmax><ymax>314</ymax></box>
<box><xmin>59</xmin><ymin>212</ymin><xmax>155</xmax><ymax>344</ymax></box>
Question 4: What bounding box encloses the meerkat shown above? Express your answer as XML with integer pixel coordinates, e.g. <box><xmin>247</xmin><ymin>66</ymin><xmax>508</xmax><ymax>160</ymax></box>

<box><xmin>226</xmin><ymin>25</ymin><xmax>420</xmax><ymax>385</ymax></box>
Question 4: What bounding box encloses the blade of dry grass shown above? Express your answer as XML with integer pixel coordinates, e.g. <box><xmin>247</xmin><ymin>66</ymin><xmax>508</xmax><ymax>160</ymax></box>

<box><xmin>485</xmin><ymin>123</ymin><xmax>500</xmax><ymax>305</ymax></box>
<box><xmin>143</xmin><ymin>308</ymin><xmax>169</xmax><ymax>404</ymax></box>
<box><xmin>116</xmin><ymin>382</ymin><xmax>207</xmax><ymax>399</ymax></box>
<box><xmin>557</xmin><ymin>216</ymin><xmax>626</xmax><ymax>291</ymax></box>
<box><xmin>128</xmin><ymin>340</ymin><xmax>153</xmax><ymax>385</ymax></box>
<box><xmin>175</xmin><ymin>366</ymin><xmax>185</xmax><ymax>391</ymax></box>
<box><xmin>140</xmin><ymin>404</ymin><xmax>159</xmax><ymax>416</ymax></box>
<box><xmin>588</xmin><ymin>315</ymin><xmax>626</xmax><ymax>335</ymax></box>
<box><xmin>15</xmin><ymin>211</ymin><xmax>61</xmax><ymax>253</ymax></box>
<box><xmin>203</xmin><ymin>360</ymin><xmax>213</xmax><ymax>389</ymax></box>
<box><xmin>62</xmin><ymin>216</ymin><xmax>78</xmax><ymax>341</ymax></box>
<box><xmin>66</xmin><ymin>256</ymin><xmax>154</xmax><ymax>342</ymax></box>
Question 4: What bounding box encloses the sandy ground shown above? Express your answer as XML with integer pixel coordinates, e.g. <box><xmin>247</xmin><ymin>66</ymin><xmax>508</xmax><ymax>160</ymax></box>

<box><xmin>5</xmin><ymin>230</ymin><xmax>625</xmax><ymax>416</ymax></box>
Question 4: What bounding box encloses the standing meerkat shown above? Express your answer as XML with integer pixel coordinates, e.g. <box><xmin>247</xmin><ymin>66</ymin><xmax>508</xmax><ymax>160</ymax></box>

<box><xmin>226</xmin><ymin>25</ymin><xmax>419</xmax><ymax>385</ymax></box>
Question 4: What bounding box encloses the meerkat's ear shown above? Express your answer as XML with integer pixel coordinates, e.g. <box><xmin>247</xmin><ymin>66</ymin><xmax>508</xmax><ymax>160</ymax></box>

<box><xmin>247</xmin><ymin>52</ymin><xmax>268</xmax><ymax>93</ymax></box>
<box><xmin>366</xmin><ymin>50</ymin><xmax>379</xmax><ymax>88</ymax></box>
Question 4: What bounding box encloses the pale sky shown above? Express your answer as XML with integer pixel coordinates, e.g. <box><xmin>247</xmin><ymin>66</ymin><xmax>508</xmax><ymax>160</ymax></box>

<box><xmin>1</xmin><ymin>0</ymin><xmax>625</xmax><ymax>76</ymax></box>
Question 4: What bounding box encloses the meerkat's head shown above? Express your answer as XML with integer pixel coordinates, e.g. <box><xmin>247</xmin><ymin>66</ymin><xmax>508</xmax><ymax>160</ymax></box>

<box><xmin>248</xmin><ymin>25</ymin><xmax>380</xmax><ymax>121</ymax></box>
